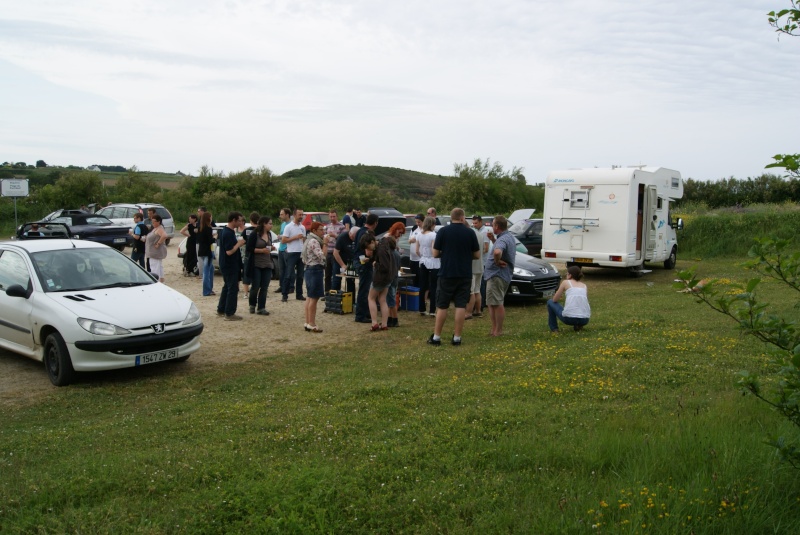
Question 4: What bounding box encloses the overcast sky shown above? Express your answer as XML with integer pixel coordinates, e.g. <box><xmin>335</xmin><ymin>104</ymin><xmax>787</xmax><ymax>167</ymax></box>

<box><xmin>1</xmin><ymin>0</ymin><xmax>798</xmax><ymax>183</ymax></box>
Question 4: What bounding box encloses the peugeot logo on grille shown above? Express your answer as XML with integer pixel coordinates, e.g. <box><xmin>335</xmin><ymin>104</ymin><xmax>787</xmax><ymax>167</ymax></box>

<box><xmin>540</xmin><ymin>268</ymin><xmax>549</xmax><ymax>274</ymax></box>
<box><xmin>152</xmin><ymin>323</ymin><xmax>166</xmax><ymax>334</ymax></box>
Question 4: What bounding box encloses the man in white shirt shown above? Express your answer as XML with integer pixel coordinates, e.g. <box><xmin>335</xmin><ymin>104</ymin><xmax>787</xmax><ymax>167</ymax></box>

<box><xmin>467</xmin><ymin>215</ymin><xmax>490</xmax><ymax>318</ymax></box>
<box><xmin>281</xmin><ymin>209</ymin><xmax>307</xmax><ymax>302</ymax></box>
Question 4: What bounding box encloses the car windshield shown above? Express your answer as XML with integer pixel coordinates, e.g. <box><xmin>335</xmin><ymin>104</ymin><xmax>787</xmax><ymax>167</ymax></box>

<box><xmin>31</xmin><ymin>248</ymin><xmax>155</xmax><ymax>292</ymax></box>
<box><xmin>508</xmin><ymin>220</ymin><xmax>530</xmax><ymax>234</ymax></box>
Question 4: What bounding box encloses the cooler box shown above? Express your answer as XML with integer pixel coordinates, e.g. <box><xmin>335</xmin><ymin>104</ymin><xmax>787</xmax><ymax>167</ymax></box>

<box><xmin>399</xmin><ymin>286</ymin><xmax>419</xmax><ymax>311</ymax></box>
<box><xmin>323</xmin><ymin>291</ymin><xmax>353</xmax><ymax>314</ymax></box>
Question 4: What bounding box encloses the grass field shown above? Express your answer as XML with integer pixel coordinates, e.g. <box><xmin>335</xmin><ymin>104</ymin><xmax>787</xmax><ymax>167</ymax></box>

<box><xmin>1</xmin><ymin>257</ymin><xmax>799</xmax><ymax>533</ymax></box>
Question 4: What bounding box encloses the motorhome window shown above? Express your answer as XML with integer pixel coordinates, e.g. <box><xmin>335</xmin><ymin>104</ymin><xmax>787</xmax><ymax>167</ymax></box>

<box><xmin>657</xmin><ymin>198</ymin><xmax>663</xmax><ymax>210</ymax></box>
<box><xmin>671</xmin><ymin>177</ymin><xmax>680</xmax><ymax>189</ymax></box>
<box><xmin>569</xmin><ymin>190</ymin><xmax>589</xmax><ymax>209</ymax></box>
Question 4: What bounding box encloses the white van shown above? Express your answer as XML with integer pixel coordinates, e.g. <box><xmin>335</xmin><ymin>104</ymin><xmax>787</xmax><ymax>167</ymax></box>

<box><xmin>541</xmin><ymin>166</ymin><xmax>683</xmax><ymax>274</ymax></box>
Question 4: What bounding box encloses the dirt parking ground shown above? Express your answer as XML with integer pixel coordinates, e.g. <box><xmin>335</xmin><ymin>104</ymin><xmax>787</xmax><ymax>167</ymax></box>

<box><xmin>0</xmin><ymin>248</ymin><xmax>378</xmax><ymax>406</ymax></box>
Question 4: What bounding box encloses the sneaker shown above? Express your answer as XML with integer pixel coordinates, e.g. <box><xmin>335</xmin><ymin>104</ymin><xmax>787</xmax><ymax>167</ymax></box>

<box><xmin>281</xmin><ymin>296</ymin><xmax>288</xmax><ymax>303</ymax></box>
<box><xmin>249</xmin><ymin>306</ymin><xmax>256</xmax><ymax>314</ymax></box>
<box><xmin>574</xmin><ymin>325</ymin><xmax>584</xmax><ymax>332</ymax></box>
<box><xmin>216</xmin><ymin>310</ymin><xmax>225</xmax><ymax>317</ymax></box>
<box><xmin>224</xmin><ymin>314</ymin><xmax>243</xmax><ymax>321</ymax></box>
<box><xmin>451</xmin><ymin>336</ymin><xmax>462</xmax><ymax>346</ymax></box>
<box><xmin>296</xmin><ymin>296</ymin><xmax>306</xmax><ymax>301</ymax></box>
<box><xmin>428</xmin><ymin>312</ymin><xmax>436</xmax><ymax>317</ymax></box>
<box><xmin>355</xmin><ymin>317</ymin><xmax>372</xmax><ymax>324</ymax></box>
<box><xmin>273</xmin><ymin>287</ymin><xmax>282</xmax><ymax>293</ymax></box>
<box><xmin>427</xmin><ymin>334</ymin><xmax>441</xmax><ymax>346</ymax></box>
<box><xmin>257</xmin><ymin>309</ymin><xmax>270</xmax><ymax>316</ymax></box>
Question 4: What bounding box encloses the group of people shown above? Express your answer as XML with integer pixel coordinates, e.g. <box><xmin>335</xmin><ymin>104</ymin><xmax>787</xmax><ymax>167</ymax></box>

<box><xmin>128</xmin><ymin>207</ymin><xmax>169</xmax><ymax>283</ymax></box>
<box><xmin>143</xmin><ymin>204</ymin><xmax>592</xmax><ymax>337</ymax></box>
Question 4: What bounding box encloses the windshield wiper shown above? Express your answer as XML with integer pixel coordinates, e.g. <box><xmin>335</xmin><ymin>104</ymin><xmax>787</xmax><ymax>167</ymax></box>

<box><xmin>89</xmin><ymin>282</ymin><xmax>152</xmax><ymax>290</ymax></box>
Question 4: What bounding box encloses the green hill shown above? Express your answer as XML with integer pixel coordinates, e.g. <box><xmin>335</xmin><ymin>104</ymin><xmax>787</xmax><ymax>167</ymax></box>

<box><xmin>281</xmin><ymin>164</ymin><xmax>448</xmax><ymax>200</ymax></box>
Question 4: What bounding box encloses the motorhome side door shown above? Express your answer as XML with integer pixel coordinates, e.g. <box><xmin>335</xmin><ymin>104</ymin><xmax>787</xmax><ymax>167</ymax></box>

<box><xmin>643</xmin><ymin>186</ymin><xmax>658</xmax><ymax>259</ymax></box>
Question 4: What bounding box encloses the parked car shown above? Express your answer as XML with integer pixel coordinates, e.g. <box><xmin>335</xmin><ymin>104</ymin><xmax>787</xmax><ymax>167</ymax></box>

<box><xmin>0</xmin><ymin>238</ymin><xmax>203</xmax><ymax>386</ymax></box>
<box><xmin>509</xmin><ymin>218</ymin><xmax>543</xmax><ymax>257</ymax></box>
<box><xmin>176</xmin><ymin>227</ymin><xmax>282</xmax><ymax>281</ymax></box>
<box><xmin>506</xmin><ymin>252</ymin><xmax>561</xmax><ymax>300</ymax></box>
<box><xmin>368</xmin><ymin>207</ymin><xmax>407</xmax><ymax>235</ymax></box>
<box><xmin>96</xmin><ymin>203</ymin><xmax>175</xmax><ymax>244</ymax></box>
<box><xmin>19</xmin><ymin>211</ymin><xmax>132</xmax><ymax>251</ymax></box>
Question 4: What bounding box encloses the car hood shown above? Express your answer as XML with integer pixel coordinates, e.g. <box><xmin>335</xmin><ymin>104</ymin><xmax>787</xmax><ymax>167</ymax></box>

<box><xmin>514</xmin><ymin>251</ymin><xmax>556</xmax><ymax>273</ymax></box>
<box><xmin>46</xmin><ymin>283</ymin><xmax>194</xmax><ymax>327</ymax></box>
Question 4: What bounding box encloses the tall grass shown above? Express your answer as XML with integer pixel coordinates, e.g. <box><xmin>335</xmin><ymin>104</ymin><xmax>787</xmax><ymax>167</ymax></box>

<box><xmin>677</xmin><ymin>203</ymin><xmax>800</xmax><ymax>257</ymax></box>
<box><xmin>2</xmin><ymin>257</ymin><xmax>800</xmax><ymax>532</ymax></box>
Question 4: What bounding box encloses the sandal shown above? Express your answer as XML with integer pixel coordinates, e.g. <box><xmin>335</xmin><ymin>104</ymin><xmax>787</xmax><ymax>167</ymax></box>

<box><xmin>380</xmin><ymin>324</ymin><xmax>389</xmax><ymax>331</ymax></box>
<box><xmin>371</xmin><ymin>324</ymin><xmax>381</xmax><ymax>332</ymax></box>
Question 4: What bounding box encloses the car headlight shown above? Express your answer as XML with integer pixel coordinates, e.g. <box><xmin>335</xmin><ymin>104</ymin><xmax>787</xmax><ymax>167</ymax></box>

<box><xmin>77</xmin><ymin>318</ymin><xmax>131</xmax><ymax>335</ymax></box>
<box><xmin>183</xmin><ymin>302</ymin><xmax>201</xmax><ymax>325</ymax></box>
<box><xmin>513</xmin><ymin>266</ymin><xmax>535</xmax><ymax>277</ymax></box>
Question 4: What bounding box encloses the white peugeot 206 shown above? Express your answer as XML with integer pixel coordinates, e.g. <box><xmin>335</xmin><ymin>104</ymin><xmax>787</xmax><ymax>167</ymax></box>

<box><xmin>0</xmin><ymin>234</ymin><xmax>203</xmax><ymax>386</ymax></box>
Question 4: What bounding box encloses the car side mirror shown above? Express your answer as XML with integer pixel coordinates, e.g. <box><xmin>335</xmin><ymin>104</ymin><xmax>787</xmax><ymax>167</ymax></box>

<box><xmin>676</xmin><ymin>218</ymin><xmax>684</xmax><ymax>230</ymax></box>
<box><xmin>6</xmin><ymin>284</ymin><xmax>29</xmax><ymax>298</ymax></box>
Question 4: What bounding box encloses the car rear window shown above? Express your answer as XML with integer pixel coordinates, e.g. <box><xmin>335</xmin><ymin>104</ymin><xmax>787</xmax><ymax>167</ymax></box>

<box><xmin>154</xmin><ymin>207</ymin><xmax>172</xmax><ymax>219</ymax></box>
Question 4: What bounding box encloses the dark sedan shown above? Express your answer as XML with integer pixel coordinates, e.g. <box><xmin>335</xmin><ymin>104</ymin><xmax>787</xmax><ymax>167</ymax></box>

<box><xmin>18</xmin><ymin>211</ymin><xmax>132</xmax><ymax>250</ymax></box>
<box><xmin>506</xmin><ymin>251</ymin><xmax>561</xmax><ymax>300</ymax></box>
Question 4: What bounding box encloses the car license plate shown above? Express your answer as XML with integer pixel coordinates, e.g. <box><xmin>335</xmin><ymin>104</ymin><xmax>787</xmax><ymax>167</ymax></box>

<box><xmin>114</xmin><ymin>238</ymin><xmax>126</xmax><ymax>244</ymax></box>
<box><xmin>136</xmin><ymin>348</ymin><xmax>179</xmax><ymax>366</ymax></box>
<box><xmin>573</xmin><ymin>257</ymin><xmax>593</xmax><ymax>263</ymax></box>
<box><xmin>542</xmin><ymin>290</ymin><xmax>554</xmax><ymax>298</ymax></box>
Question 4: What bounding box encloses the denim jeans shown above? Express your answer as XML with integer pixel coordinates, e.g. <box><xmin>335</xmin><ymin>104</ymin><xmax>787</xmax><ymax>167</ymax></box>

<box><xmin>355</xmin><ymin>262</ymin><xmax>373</xmax><ymax>321</ymax></box>
<box><xmin>200</xmin><ymin>255</ymin><xmax>215</xmax><ymax>295</ymax></box>
<box><xmin>249</xmin><ymin>266</ymin><xmax>272</xmax><ymax>310</ymax></box>
<box><xmin>218</xmin><ymin>268</ymin><xmax>240</xmax><ymax>316</ymax></box>
<box><xmin>546</xmin><ymin>299</ymin><xmax>590</xmax><ymax>331</ymax></box>
<box><xmin>278</xmin><ymin>250</ymin><xmax>293</xmax><ymax>294</ymax></box>
<box><xmin>282</xmin><ymin>252</ymin><xmax>304</xmax><ymax>299</ymax></box>
<box><xmin>419</xmin><ymin>264</ymin><xmax>438</xmax><ymax>314</ymax></box>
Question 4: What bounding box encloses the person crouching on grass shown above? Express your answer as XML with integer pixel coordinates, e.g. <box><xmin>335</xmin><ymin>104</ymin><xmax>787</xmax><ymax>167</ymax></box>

<box><xmin>301</xmin><ymin>221</ymin><xmax>327</xmax><ymax>333</ymax></box>
<box><xmin>547</xmin><ymin>265</ymin><xmax>591</xmax><ymax>333</ymax></box>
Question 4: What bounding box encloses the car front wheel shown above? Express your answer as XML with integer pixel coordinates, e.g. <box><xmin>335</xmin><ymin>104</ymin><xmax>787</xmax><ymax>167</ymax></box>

<box><xmin>44</xmin><ymin>333</ymin><xmax>75</xmax><ymax>386</ymax></box>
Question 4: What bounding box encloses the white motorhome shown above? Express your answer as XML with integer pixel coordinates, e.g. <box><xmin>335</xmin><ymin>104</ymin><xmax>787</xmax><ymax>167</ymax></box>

<box><xmin>541</xmin><ymin>166</ymin><xmax>683</xmax><ymax>274</ymax></box>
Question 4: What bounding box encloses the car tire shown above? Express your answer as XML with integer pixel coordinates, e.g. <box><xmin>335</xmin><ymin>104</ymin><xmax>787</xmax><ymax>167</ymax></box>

<box><xmin>44</xmin><ymin>332</ymin><xmax>75</xmax><ymax>387</ymax></box>
<box><xmin>664</xmin><ymin>247</ymin><xmax>677</xmax><ymax>270</ymax></box>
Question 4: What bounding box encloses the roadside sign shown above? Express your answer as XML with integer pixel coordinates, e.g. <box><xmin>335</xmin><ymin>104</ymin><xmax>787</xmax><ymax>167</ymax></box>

<box><xmin>1</xmin><ymin>179</ymin><xmax>29</xmax><ymax>197</ymax></box>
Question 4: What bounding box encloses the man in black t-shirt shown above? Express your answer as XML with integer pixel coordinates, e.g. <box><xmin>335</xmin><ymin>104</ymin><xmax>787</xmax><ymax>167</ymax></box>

<box><xmin>332</xmin><ymin>226</ymin><xmax>356</xmax><ymax>294</ymax></box>
<box><xmin>427</xmin><ymin>208</ymin><xmax>479</xmax><ymax>346</ymax></box>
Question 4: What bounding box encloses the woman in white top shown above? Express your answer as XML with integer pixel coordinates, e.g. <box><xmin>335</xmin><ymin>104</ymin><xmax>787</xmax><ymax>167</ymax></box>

<box><xmin>547</xmin><ymin>265</ymin><xmax>591</xmax><ymax>332</ymax></box>
<box><xmin>415</xmin><ymin>216</ymin><xmax>440</xmax><ymax>316</ymax></box>
<box><xmin>407</xmin><ymin>214</ymin><xmax>424</xmax><ymax>288</ymax></box>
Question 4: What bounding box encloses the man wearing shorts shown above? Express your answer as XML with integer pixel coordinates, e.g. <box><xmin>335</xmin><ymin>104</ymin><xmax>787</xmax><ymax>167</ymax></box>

<box><xmin>483</xmin><ymin>215</ymin><xmax>516</xmax><ymax>337</ymax></box>
<box><xmin>427</xmin><ymin>208</ymin><xmax>480</xmax><ymax>346</ymax></box>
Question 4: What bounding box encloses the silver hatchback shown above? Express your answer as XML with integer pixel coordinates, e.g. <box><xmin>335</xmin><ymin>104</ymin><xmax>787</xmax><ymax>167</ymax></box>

<box><xmin>96</xmin><ymin>203</ymin><xmax>175</xmax><ymax>244</ymax></box>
